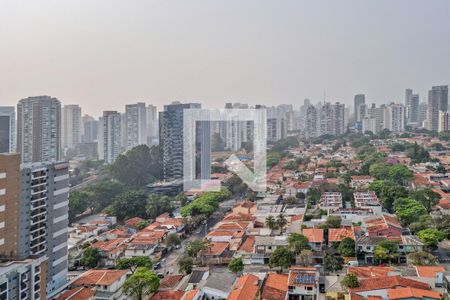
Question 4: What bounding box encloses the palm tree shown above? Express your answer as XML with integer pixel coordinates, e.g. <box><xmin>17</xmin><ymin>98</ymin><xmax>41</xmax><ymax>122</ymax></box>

<box><xmin>265</xmin><ymin>216</ymin><xmax>277</xmax><ymax>233</ymax></box>
<box><xmin>276</xmin><ymin>214</ymin><xmax>288</xmax><ymax>234</ymax></box>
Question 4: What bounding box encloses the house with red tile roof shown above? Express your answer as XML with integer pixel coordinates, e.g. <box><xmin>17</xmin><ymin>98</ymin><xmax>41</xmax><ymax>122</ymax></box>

<box><xmin>349</xmin><ymin>276</ymin><xmax>431</xmax><ymax>300</ymax></box>
<box><xmin>90</xmin><ymin>238</ymin><xmax>128</xmax><ymax>267</ymax></box>
<box><xmin>329</xmin><ymin>227</ymin><xmax>355</xmax><ymax>243</ymax></box>
<box><xmin>227</xmin><ymin>274</ymin><xmax>259</xmax><ymax>300</ymax></box>
<box><xmin>151</xmin><ymin>290</ymin><xmax>185</xmax><ymax>300</ymax></box>
<box><xmin>302</xmin><ymin>228</ymin><xmax>324</xmax><ymax>251</ymax></box>
<box><xmin>363</xmin><ymin>215</ymin><xmax>403</xmax><ymax>237</ymax></box>
<box><xmin>350</xmin><ymin>175</ymin><xmax>375</xmax><ymax>189</ymax></box>
<box><xmin>200</xmin><ymin>242</ymin><xmax>231</xmax><ymax>265</ymax></box>
<box><xmin>348</xmin><ymin>266</ymin><xmax>396</xmax><ymax>278</ymax></box>
<box><xmin>72</xmin><ymin>269</ymin><xmax>128</xmax><ymax>299</ymax></box>
<box><xmin>124</xmin><ymin>217</ymin><xmax>146</xmax><ymax>230</ymax></box>
<box><xmin>387</xmin><ymin>287</ymin><xmax>441</xmax><ymax>300</ymax></box>
<box><xmin>261</xmin><ymin>273</ymin><xmax>288</xmax><ymax>300</ymax></box>
<box><xmin>232</xmin><ymin>200</ymin><xmax>257</xmax><ymax>215</ymax></box>
<box><xmin>55</xmin><ymin>287</ymin><xmax>95</xmax><ymax>300</ymax></box>
<box><xmin>415</xmin><ymin>266</ymin><xmax>445</xmax><ymax>287</ymax></box>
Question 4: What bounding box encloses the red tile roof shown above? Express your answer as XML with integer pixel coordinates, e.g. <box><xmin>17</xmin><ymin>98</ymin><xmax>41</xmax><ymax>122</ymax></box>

<box><xmin>227</xmin><ymin>274</ymin><xmax>259</xmax><ymax>300</ymax></box>
<box><xmin>348</xmin><ymin>267</ymin><xmax>394</xmax><ymax>278</ymax></box>
<box><xmin>329</xmin><ymin>227</ymin><xmax>355</xmax><ymax>242</ymax></box>
<box><xmin>202</xmin><ymin>242</ymin><xmax>229</xmax><ymax>256</ymax></box>
<box><xmin>261</xmin><ymin>273</ymin><xmax>288</xmax><ymax>300</ymax></box>
<box><xmin>349</xmin><ymin>276</ymin><xmax>430</xmax><ymax>292</ymax></box>
<box><xmin>302</xmin><ymin>228</ymin><xmax>324</xmax><ymax>243</ymax></box>
<box><xmin>415</xmin><ymin>266</ymin><xmax>445</xmax><ymax>278</ymax></box>
<box><xmin>73</xmin><ymin>270</ymin><xmax>128</xmax><ymax>287</ymax></box>
<box><xmin>125</xmin><ymin>217</ymin><xmax>146</xmax><ymax>228</ymax></box>
<box><xmin>238</xmin><ymin>236</ymin><xmax>255</xmax><ymax>253</ymax></box>
<box><xmin>151</xmin><ymin>291</ymin><xmax>185</xmax><ymax>300</ymax></box>
<box><xmin>388</xmin><ymin>287</ymin><xmax>441</xmax><ymax>300</ymax></box>
<box><xmin>55</xmin><ymin>287</ymin><xmax>94</xmax><ymax>300</ymax></box>
<box><xmin>159</xmin><ymin>274</ymin><xmax>184</xmax><ymax>289</ymax></box>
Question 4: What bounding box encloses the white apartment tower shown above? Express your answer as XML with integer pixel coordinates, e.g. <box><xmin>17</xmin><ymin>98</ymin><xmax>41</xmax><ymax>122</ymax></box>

<box><xmin>17</xmin><ymin>96</ymin><xmax>61</xmax><ymax>163</ymax></box>
<box><xmin>61</xmin><ymin>104</ymin><xmax>82</xmax><ymax>151</ymax></box>
<box><xmin>101</xmin><ymin>111</ymin><xmax>122</xmax><ymax>163</ymax></box>
<box><xmin>125</xmin><ymin>102</ymin><xmax>147</xmax><ymax>150</ymax></box>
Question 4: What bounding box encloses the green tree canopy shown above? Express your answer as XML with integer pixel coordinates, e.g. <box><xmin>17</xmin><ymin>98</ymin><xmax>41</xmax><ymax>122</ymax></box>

<box><xmin>186</xmin><ymin>240</ymin><xmax>207</xmax><ymax>258</ymax></box>
<box><xmin>110</xmin><ymin>144</ymin><xmax>162</xmax><ymax>188</ymax></box>
<box><xmin>417</xmin><ymin>228</ymin><xmax>446</xmax><ymax>248</ymax></box>
<box><xmin>109</xmin><ymin>190</ymin><xmax>149</xmax><ymax>221</ymax></box>
<box><xmin>68</xmin><ymin>190</ymin><xmax>89</xmax><ymax>222</ymax></box>
<box><xmin>123</xmin><ymin>267</ymin><xmax>160</xmax><ymax>300</ymax></box>
<box><xmin>80</xmin><ymin>247</ymin><xmax>101</xmax><ymax>269</ymax></box>
<box><xmin>268</xmin><ymin>247</ymin><xmax>295</xmax><ymax>273</ymax></box>
<box><xmin>165</xmin><ymin>233</ymin><xmax>181</xmax><ymax>248</ymax></box>
<box><xmin>146</xmin><ymin>195</ymin><xmax>174</xmax><ymax>219</ymax></box>
<box><xmin>338</xmin><ymin>237</ymin><xmax>356</xmax><ymax>257</ymax></box>
<box><xmin>393</xmin><ymin>198</ymin><xmax>427</xmax><ymax>225</ymax></box>
<box><xmin>85</xmin><ymin>180</ymin><xmax>126</xmax><ymax>213</ymax></box>
<box><xmin>116</xmin><ymin>257</ymin><xmax>153</xmax><ymax>274</ymax></box>
<box><xmin>341</xmin><ymin>273</ymin><xmax>360</xmax><ymax>289</ymax></box>
<box><xmin>410</xmin><ymin>189</ymin><xmax>441</xmax><ymax>212</ymax></box>
<box><xmin>324</xmin><ymin>254</ymin><xmax>344</xmax><ymax>272</ymax></box>
<box><xmin>178</xmin><ymin>255</ymin><xmax>194</xmax><ymax>274</ymax></box>
<box><xmin>228</xmin><ymin>257</ymin><xmax>244</xmax><ymax>274</ymax></box>
<box><xmin>374</xmin><ymin>240</ymin><xmax>399</xmax><ymax>264</ymax></box>
<box><xmin>180</xmin><ymin>188</ymin><xmax>231</xmax><ymax>217</ymax></box>
<box><xmin>287</xmin><ymin>233</ymin><xmax>310</xmax><ymax>254</ymax></box>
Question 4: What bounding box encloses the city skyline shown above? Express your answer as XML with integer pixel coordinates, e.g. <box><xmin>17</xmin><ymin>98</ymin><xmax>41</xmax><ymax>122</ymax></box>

<box><xmin>1</xmin><ymin>0</ymin><xmax>450</xmax><ymax>116</ymax></box>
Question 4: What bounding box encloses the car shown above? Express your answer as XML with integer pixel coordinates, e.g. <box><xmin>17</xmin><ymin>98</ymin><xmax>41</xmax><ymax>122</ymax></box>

<box><xmin>175</xmin><ymin>244</ymin><xmax>181</xmax><ymax>249</ymax></box>
<box><xmin>157</xmin><ymin>273</ymin><xmax>164</xmax><ymax>278</ymax></box>
<box><xmin>153</xmin><ymin>262</ymin><xmax>161</xmax><ymax>270</ymax></box>
<box><xmin>196</xmin><ymin>229</ymin><xmax>202</xmax><ymax>234</ymax></box>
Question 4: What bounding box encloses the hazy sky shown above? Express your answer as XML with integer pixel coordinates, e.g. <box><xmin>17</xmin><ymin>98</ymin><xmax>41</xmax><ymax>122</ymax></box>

<box><xmin>1</xmin><ymin>0</ymin><xmax>450</xmax><ymax>117</ymax></box>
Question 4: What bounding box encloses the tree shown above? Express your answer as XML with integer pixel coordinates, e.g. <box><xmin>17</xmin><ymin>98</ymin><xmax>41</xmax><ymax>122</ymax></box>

<box><xmin>166</xmin><ymin>233</ymin><xmax>181</xmax><ymax>248</ymax></box>
<box><xmin>136</xmin><ymin>220</ymin><xmax>149</xmax><ymax>231</ymax></box>
<box><xmin>68</xmin><ymin>190</ymin><xmax>89</xmax><ymax>222</ymax></box>
<box><xmin>228</xmin><ymin>257</ymin><xmax>244</xmax><ymax>274</ymax></box>
<box><xmin>187</xmin><ymin>240</ymin><xmax>207</xmax><ymax>258</ymax></box>
<box><xmin>180</xmin><ymin>188</ymin><xmax>230</xmax><ymax>217</ymax></box>
<box><xmin>388</xmin><ymin>164</ymin><xmax>413</xmax><ymax>185</ymax></box>
<box><xmin>338</xmin><ymin>237</ymin><xmax>356</xmax><ymax>257</ymax></box>
<box><xmin>269</xmin><ymin>247</ymin><xmax>295</xmax><ymax>273</ymax></box>
<box><xmin>109</xmin><ymin>191</ymin><xmax>149</xmax><ymax>221</ymax></box>
<box><xmin>85</xmin><ymin>180</ymin><xmax>126</xmax><ymax>213</ymax></box>
<box><xmin>368</xmin><ymin>180</ymin><xmax>386</xmax><ymax>197</ymax></box>
<box><xmin>298</xmin><ymin>249</ymin><xmax>312</xmax><ymax>266</ymax></box>
<box><xmin>410</xmin><ymin>189</ymin><xmax>441</xmax><ymax>212</ymax></box>
<box><xmin>276</xmin><ymin>214</ymin><xmax>288</xmax><ymax>234</ymax></box>
<box><xmin>287</xmin><ymin>233</ymin><xmax>310</xmax><ymax>254</ymax></box>
<box><xmin>123</xmin><ymin>267</ymin><xmax>160</xmax><ymax>300</ymax></box>
<box><xmin>407</xmin><ymin>251</ymin><xmax>436</xmax><ymax>266</ymax></box>
<box><xmin>178</xmin><ymin>255</ymin><xmax>194</xmax><ymax>274</ymax></box>
<box><xmin>117</xmin><ymin>257</ymin><xmax>153</xmax><ymax>274</ymax></box>
<box><xmin>369</xmin><ymin>163</ymin><xmax>390</xmax><ymax>180</ymax></box>
<box><xmin>146</xmin><ymin>195</ymin><xmax>174</xmax><ymax>219</ymax></box>
<box><xmin>341</xmin><ymin>273</ymin><xmax>360</xmax><ymax>289</ymax></box>
<box><xmin>80</xmin><ymin>247</ymin><xmax>101</xmax><ymax>268</ymax></box>
<box><xmin>374</xmin><ymin>240</ymin><xmax>399</xmax><ymax>264</ymax></box>
<box><xmin>324</xmin><ymin>254</ymin><xmax>344</xmax><ymax>272</ymax></box>
<box><xmin>380</xmin><ymin>185</ymin><xmax>408</xmax><ymax>212</ymax></box>
<box><xmin>110</xmin><ymin>144</ymin><xmax>162</xmax><ymax>188</ymax></box>
<box><xmin>393</xmin><ymin>198</ymin><xmax>427</xmax><ymax>225</ymax></box>
<box><xmin>417</xmin><ymin>228</ymin><xmax>446</xmax><ymax>248</ymax></box>
<box><xmin>325</xmin><ymin>216</ymin><xmax>342</xmax><ymax>228</ymax></box>
<box><xmin>265</xmin><ymin>216</ymin><xmax>277</xmax><ymax>231</ymax></box>
<box><xmin>408</xmin><ymin>215</ymin><xmax>433</xmax><ymax>234</ymax></box>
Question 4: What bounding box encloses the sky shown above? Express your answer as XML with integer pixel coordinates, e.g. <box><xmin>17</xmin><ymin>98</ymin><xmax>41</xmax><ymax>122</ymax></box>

<box><xmin>1</xmin><ymin>0</ymin><xmax>450</xmax><ymax>117</ymax></box>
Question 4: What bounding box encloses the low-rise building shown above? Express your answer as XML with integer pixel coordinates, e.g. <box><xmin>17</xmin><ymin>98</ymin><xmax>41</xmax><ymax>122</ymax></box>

<box><xmin>319</xmin><ymin>192</ymin><xmax>343</xmax><ymax>210</ymax></box>
<box><xmin>354</xmin><ymin>192</ymin><xmax>382</xmax><ymax>215</ymax></box>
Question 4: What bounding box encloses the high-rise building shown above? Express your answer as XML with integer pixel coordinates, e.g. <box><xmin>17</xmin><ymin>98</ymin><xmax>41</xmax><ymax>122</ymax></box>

<box><xmin>427</xmin><ymin>86</ymin><xmax>449</xmax><ymax>131</ymax></box>
<box><xmin>61</xmin><ymin>104</ymin><xmax>82</xmax><ymax>152</ymax></box>
<box><xmin>419</xmin><ymin>102</ymin><xmax>428</xmax><ymax>126</ymax></box>
<box><xmin>266</xmin><ymin>106</ymin><xmax>287</xmax><ymax>142</ymax></box>
<box><xmin>100</xmin><ymin>111</ymin><xmax>122</xmax><ymax>164</ymax></box>
<box><xmin>405</xmin><ymin>89</ymin><xmax>420</xmax><ymax>124</ymax></box>
<box><xmin>362</xmin><ymin>117</ymin><xmax>378</xmax><ymax>134</ymax></box>
<box><xmin>159</xmin><ymin>102</ymin><xmax>201</xmax><ymax>181</ymax></box>
<box><xmin>354</xmin><ymin>94</ymin><xmax>366</xmax><ymax>122</ymax></box>
<box><xmin>332</xmin><ymin>102</ymin><xmax>346</xmax><ymax>135</ymax></box>
<box><xmin>146</xmin><ymin>105</ymin><xmax>158</xmax><ymax>145</ymax></box>
<box><xmin>0</xmin><ymin>154</ymin><xmax>69</xmax><ymax>298</ymax></box>
<box><xmin>0</xmin><ymin>107</ymin><xmax>16</xmax><ymax>153</ymax></box>
<box><xmin>125</xmin><ymin>103</ymin><xmax>147</xmax><ymax>150</ymax></box>
<box><xmin>305</xmin><ymin>104</ymin><xmax>317</xmax><ymax>138</ymax></box>
<box><xmin>439</xmin><ymin>111</ymin><xmax>449</xmax><ymax>132</ymax></box>
<box><xmin>81</xmin><ymin>115</ymin><xmax>98</xmax><ymax>143</ymax></box>
<box><xmin>17</xmin><ymin>96</ymin><xmax>61</xmax><ymax>163</ymax></box>
<box><xmin>386</xmin><ymin>103</ymin><xmax>405</xmax><ymax>133</ymax></box>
